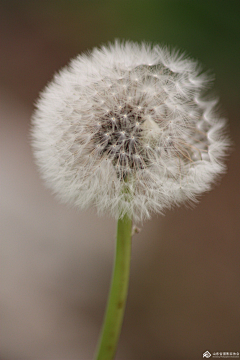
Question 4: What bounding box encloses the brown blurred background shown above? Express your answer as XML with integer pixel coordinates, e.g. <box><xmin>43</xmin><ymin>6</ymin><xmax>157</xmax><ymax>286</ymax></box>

<box><xmin>1</xmin><ymin>1</ymin><xmax>240</xmax><ymax>359</ymax></box>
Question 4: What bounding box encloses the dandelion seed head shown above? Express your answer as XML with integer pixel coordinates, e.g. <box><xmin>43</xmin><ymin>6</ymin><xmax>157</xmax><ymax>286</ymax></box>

<box><xmin>31</xmin><ymin>41</ymin><xmax>229</xmax><ymax>222</ymax></box>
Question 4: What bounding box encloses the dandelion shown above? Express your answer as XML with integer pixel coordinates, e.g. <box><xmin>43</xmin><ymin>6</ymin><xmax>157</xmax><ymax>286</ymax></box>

<box><xmin>31</xmin><ymin>41</ymin><xmax>229</xmax><ymax>360</ymax></box>
<box><xmin>32</xmin><ymin>41</ymin><xmax>228</xmax><ymax>222</ymax></box>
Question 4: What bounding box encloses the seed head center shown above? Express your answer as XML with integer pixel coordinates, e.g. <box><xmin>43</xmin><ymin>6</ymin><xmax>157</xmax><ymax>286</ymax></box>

<box><xmin>92</xmin><ymin>105</ymin><xmax>146</xmax><ymax>177</ymax></box>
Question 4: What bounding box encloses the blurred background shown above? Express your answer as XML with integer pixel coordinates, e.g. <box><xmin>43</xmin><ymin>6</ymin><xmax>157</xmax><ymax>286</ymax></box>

<box><xmin>1</xmin><ymin>1</ymin><xmax>240</xmax><ymax>359</ymax></box>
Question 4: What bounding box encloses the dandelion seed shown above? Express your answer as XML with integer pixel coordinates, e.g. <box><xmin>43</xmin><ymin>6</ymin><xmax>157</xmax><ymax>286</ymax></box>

<box><xmin>31</xmin><ymin>40</ymin><xmax>229</xmax><ymax>222</ymax></box>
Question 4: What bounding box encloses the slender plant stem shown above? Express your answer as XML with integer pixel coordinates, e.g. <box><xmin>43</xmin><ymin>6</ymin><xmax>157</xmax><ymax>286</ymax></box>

<box><xmin>94</xmin><ymin>213</ymin><xmax>132</xmax><ymax>360</ymax></box>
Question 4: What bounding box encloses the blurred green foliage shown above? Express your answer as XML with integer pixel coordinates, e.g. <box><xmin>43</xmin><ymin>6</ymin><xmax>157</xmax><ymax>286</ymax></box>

<box><xmin>1</xmin><ymin>0</ymin><xmax>240</xmax><ymax>106</ymax></box>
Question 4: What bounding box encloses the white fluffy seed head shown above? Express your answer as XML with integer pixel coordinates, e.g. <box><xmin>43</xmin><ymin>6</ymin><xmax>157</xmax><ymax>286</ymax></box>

<box><xmin>31</xmin><ymin>41</ymin><xmax>229</xmax><ymax>222</ymax></box>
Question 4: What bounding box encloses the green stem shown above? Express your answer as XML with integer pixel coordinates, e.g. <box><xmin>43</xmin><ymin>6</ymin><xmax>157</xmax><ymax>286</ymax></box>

<box><xmin>94</xmin><ymin>213</ymin><xmax>132</xmax><ymax>360</ymax></box>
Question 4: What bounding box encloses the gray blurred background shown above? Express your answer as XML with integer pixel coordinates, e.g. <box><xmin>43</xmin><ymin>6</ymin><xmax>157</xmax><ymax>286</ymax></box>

<box><xmin>1</xmin><ymin>1</ymin><xmax>240</xmax><ymax>359</ymax></box>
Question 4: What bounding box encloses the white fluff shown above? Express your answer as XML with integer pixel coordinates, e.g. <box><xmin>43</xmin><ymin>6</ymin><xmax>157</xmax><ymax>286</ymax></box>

<box><xmin>31</xmin><ymin>41</ymin><xmax>229</xmax><ymax>222</ymax></box>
